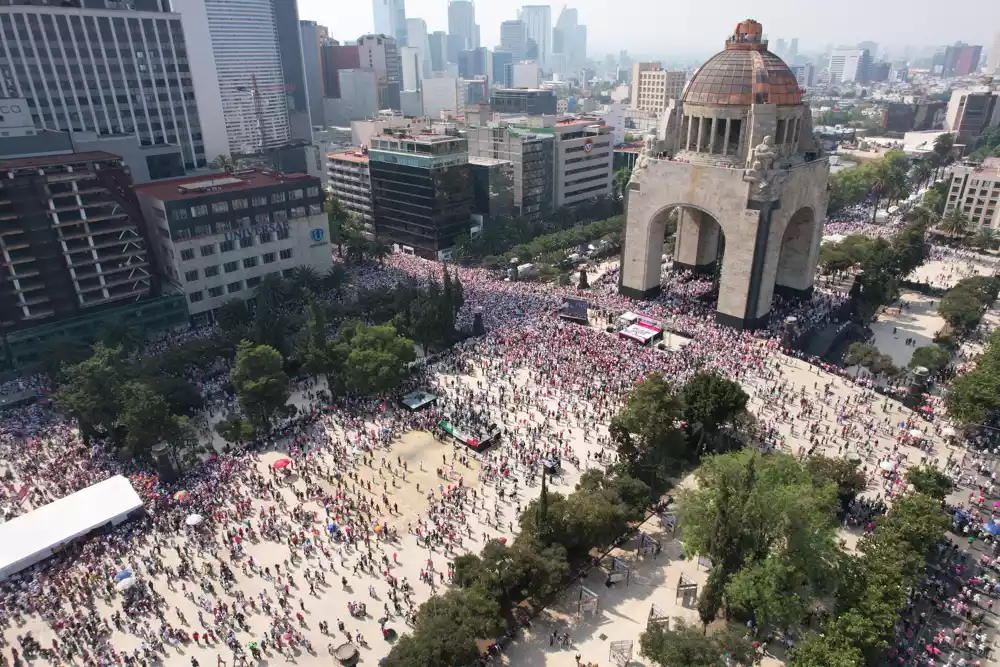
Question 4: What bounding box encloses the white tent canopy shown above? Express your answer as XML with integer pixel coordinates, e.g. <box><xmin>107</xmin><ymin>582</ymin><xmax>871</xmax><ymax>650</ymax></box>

<box><xmin>0</xmin><ymin>475</ymin><xmax>143</xmax><ymax>580</ymax></box>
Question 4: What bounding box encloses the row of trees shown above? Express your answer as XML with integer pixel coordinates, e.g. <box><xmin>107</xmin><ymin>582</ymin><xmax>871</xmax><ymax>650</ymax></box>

<box><xmin>946</xmin><ymin>327</ymin><xmax>1000</xmax><ymax>427</ymax></box>
<box><xmin>382</xmin><ymin>370</ymin><xmax>751</xmax><ymax>665</ymax></box>
<box><xmin>937</xmin><ymin>275</ymin><xmax>1000</xmax><ymax>334</ymax></box>
<box><xmin>664</xmin><ymin>448</ymin><xmax>949</xmax><ymax>667</ymax></box>
<box><xmin>819</xmin><ymin>215</ymin><xmax>930</xmax><ymax>320</ymax></box>
<box><xmin>827</xmin><ymin>136</ymin><xmax>954</xmax><ymax>216</ymax></box>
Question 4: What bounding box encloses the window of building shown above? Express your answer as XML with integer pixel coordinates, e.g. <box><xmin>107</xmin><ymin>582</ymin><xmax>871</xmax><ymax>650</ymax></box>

<box><xmin>277</xmin><ymin>227</ymin><xmax>290</xmax><ymax>241</ymax></box>
<box><xmin>272</xmin><ymin>209</ymin><xmax>288</xmax><ymax>222</ymax></box>
<box><xmin>180</xmin><ymin>248</ymin><xmax>195</xmax><ymax>261</ymax></box>
<box><xmin>271</xmin><ymin>192</ymin><xmax>286</xmax><ymax>203</ymax></box>
<box><xmin>200</xmin><ymin>244</ymin><xmax>215</xmax><ymax>257</ymax></box>
<box><xmin>237</xmin><ymin>217</ymin><xmax>251</xmax><ymax>228</ymax></box>
<box><xmin>220</xmin><ymin>240</ymin><xmax>235</xmax><ymax>253</ymax></box>
<box><xmin>194</xmin><ymin>224</ymin><xmax>212</xmax><ymax>236</ymax></box>
<box><xmin>190</xmin><ymin>204</ymin><xmax>208</xmax><ymax>217</ymax></box>
<box><xmin>259</xmin><ymin>232</ymin><xmax>273</xmax><ymax>243</ymax></box>
<box><xmin>211</xmin><ymin>201</ymin><xmax>229</xmax><ymax>214</ymax></box>
<box><xmin>227</xmin><ymin>281</ymin><xmax>242</xmax><ymax>294</ymax></box>
<box><xmin>208</xmin><ymin>286</ymin><xmax>224</xmax><ymax>298</ymax></box>
<box><xmin>254</xmin><ymin>213</ymin><xmax>269</xmax><ymax>225</ymax></box>
<box><xmin>290</xmin><ymin>206</ymin><xmax>306</xmax><ymax>218</ymax></box>
<box><xmin>189</xmin><ymin>290</ymin><xmax>203</xmax><ymax>303</ymax></box>
<box><xmin>175</xmin><ymin>228</ymin><xmax>191</xmax><ymax>240</ymax></box>
<box><xmin>224</xmin><ymin>260</ymin><xmax>239</xmax><ymax>273</ymax></box>
<box><xmin>184</xmin><ymin>269</ymin><xmax>199</xmax><ymax>282</ymax></box>
<box><xmin>307</xmin><ymin>186</ymin><xmax>319</xmax><ymax>197</ymax></box>
<box><xmin>262</xmin><ymin>252</ymin><xmax>276</xmax><ymax>264</ymax></box>
<box><xmin>232</xmin><ymin>198</ymin><xmax>248</xmax><ymax>210</ymax></box>
<box><xmin>240</xmin><ymin>236</ymin><xmax>254</xmax><ymax>249</ymax></box>
<box><xmin>243</xmin><ymin>256</ymin><xmax>258</xmax><ymax>269</ymax></box>
<box><xmin>288</xmin><ymin>189</ymin><xmax>303</xmax><ymax>200</ymax></box>
<box><xmin>204</xmin><ymin>265</ymin><xmax>220</xmax><ymax>278</ymax></box>
<box><xmin>252</xmin><ymin>195</ymin><xmax>267</xmax><ymax>207</ymax></box>
<box><xmin>279</xmin><ymin>248</ymin><xmax>293</xmax><ymax>260</ymax></box>
<box><xmin>173</xmin><ymin>207</ymin><xmax>188</xmax><ymax>221</ymax></box>
<box><xmin>215</xmin><ymin>221</ymin><xmax>232</xmax><ymax>234</ymax></box>
<box><xmin>308</xmin><ymin>204</ymin><xmax>322</xmax><ymax>216</ymax></box>
<box><xmin>246</xmin><ymin>276</ymin><xmax>262</xmax><ymax>288</ymax></box>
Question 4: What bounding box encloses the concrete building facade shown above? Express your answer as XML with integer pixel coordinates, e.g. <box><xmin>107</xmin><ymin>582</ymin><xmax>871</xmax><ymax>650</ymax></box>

<box><xmin>518</xmin><ymin>5</ymin><xmax>551</xmax><ymax>71</ymax></box>
<box><xmin>499</xmin><ymin>20</ymin><xmax>528</xmax><ymax>64</ymax></box>
<box><xmin>134</xmin><ymin>169</ymin><xmax>331</xmax><ymax>323</ymax></box>
<box><xmin>490</xmin><ymin>89</ymin><xmax>556</xmax><ymax>115</ymax></box>
<box><xmin>512</xmin><ymin>62</ymin><xmax>542</xmax><ymax>88</ymax></box>
<box><xmin>447</xmin><ymin>0</ymin><xmax>477</xmax><ymax>50</ymax></box>
<box><xmin>548</xmin><ymin>118</ymin><xmax>613</xmax><ymax>207</ymax></box>
<box><xmin>944</xmin><ymin>158</ymin><xmax>1000</xmax><ymax>231</ymax></box>
<box><xmin>630</xmin><ymin>64</ymin><xmax>686</xmax><ymax>115</ymax></box>
<box><xmin>372</xmin><ymin>0</ymin><xmax>406</xmax><ymax>47</ymax></box>
<box><xmin>300</xmin><ymin>21</ymin><xmax>328</xmax><ymax>130</ymax></box>
<box><xmin>465</xmin><ymin>123</ymin><xmax>554</xmax><ymax>221</ymax></box>
<box><xmin>945</xmin><ymin>90</ymin><xmax>1000</xmax><ymax>144</ymax></box>
<box><xmin>368</xmin><ymin>132</ymin><xmax>472</xmax><ymax>259</ymax></box>
<box><xmin>0</xmin><ymin>0</ymin><xmax>227</xmax><ymax>169</ymax></box>
<box><xmin>328</xmin><ymin>148</ymin><xmax>374</xmax><ymax>231</ymax></box>
<box><xmin>828</xmin><ymin>48</ymin><xmax>870</xmax><ymax>84</ymax></box>
<box><xmin>621</xmin><ymin>19</ymin><xmax>829</xmax><ymax>330</ymax></box>
<box><xmin>358</xmin><ymin>34</ymin><xmax>403</xmax><ymax>111</ymax></box>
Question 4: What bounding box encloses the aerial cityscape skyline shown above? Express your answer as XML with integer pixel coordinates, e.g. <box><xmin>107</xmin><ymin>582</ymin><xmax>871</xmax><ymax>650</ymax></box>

<box><xmin>302</xmin><ymin>0</ymin><xmax>1000</xmax><ymax>59</ymax></box>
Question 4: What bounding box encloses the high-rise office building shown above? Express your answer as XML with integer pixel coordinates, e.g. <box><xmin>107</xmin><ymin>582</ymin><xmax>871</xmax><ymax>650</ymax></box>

<box><xmin>857</xmin><ymin>41</ymin><xmax>879</xmax><ymax>59</ymax></box>
<box><xmin>500</xmin><ymin>20</ymin><xmax>528</xmax><ymax>64</ymax></box>
<box><xmin>368</xmin><ymin>132</ymin><xmax>472</xmax><ymax>259</ymax></box>
<box><xmin>275</xmin><ymin>0</ymin><xmax>311</xmax><ymax>142</ymax></box>
<box><xmin>773</xmin><ymin>38</ymin><xmax>786</xmax><ymax>59</ymax></box>
<box><xmin>328</xmin><ymin>148</ymin><xmax>374</xmax><ymax>230</ymax></box>
<box><xmin>173</xmin><ymin>0</ymin><xmax>292</xmax><ymax>155</ymax></box>
<box><xmin>828</xmin><ymin>49</ymin><xmax>871</xmax><ymax>84</ymax></box>
<box><xmin>448</xmin><ymin>0</ymin><xmax>478</xmax><ymax>50</ymax></box>
<box><xmin>490</xmin><ymin>89</ymin><xmax>556</xmax><ymax>115</ymax></box>
<box><xmin>406</xmin><ymin>18</ymin><xmax>432</xmax><ymax>77</ymax></box>
<box><xmin>0</xmin><ymin>150</ymin><xmax>189</xmax><ymax>366</ymax></box>
<box><xmin>989</xmin><ymin>34</ymin><xmax>1000</xmax><ymax>75</ymax></box>
<box><xmin>493</xmin><ymin>51</ymin><xmax>514</xmax><ymax>88</ymax></box>
<box><xmin>549</xmin><ymin>118</ymin><xmax>613</xmax><ymax>208</ymax></box>
<box><xmin>372</xmin><ymin>0</ymin><xmax>407</xmax><ymax>47</ymax></box>
<box><xmin>787</xmin><ymin>38</ymin><xmax>799</xmax><ymax>63</ymax></box>
<box><xmin>358</xmin><ymin>34</ymin><xmax>402</xmax><ymax>111</ymax></box>
<box><xmin>428</xmin><ymin>32</ymin><xmax>448</xmax><ymax>72</ymax></box>
<box><xmin>459</xmin><ymin>48</ymin><xmax>491</xmax><ymax>80</ymax></box>
<box><xmin>945</xmin><ymin>89</ymin><xmax>1000</xmax><ymax>143</ymax></box>
<box><xmin>630</xmin><ymin>63</ymin><xmax>685</xmax><ymax>114</ymax></box>
<box><xmin>0</xmin><ymin>0</ymin><xmax>227</xmax><ymax>170</ymax></box>
<box><xmin>300</xmin><ymin>22</ymin><xmax>328</xmax><ymax>129</ymax></box>
<box><xmin>465</xmin><ymin>123</ymin><xmax>553</xmax><ymax>221</ymax></box>
<box><xmin>401</xmin><ymin>46</ymin><xmax>423</xmax><ymax>92</ymax></box>
<box><xmin>321</xmin><ymin>42</ymin><xmax>362</xmax><ymax>98</ymax></box>
<box><xmin>511</xmin><ymin>62</ymin><xmax>541</xmax><ymax>89</ymax></box>
<box><xmin>553</xmin><ymin>7</ymin><xmax>586</xmax><ymax>73</ymax></box>
<box><xmin>518</xmin><ymin>5</ymin><xmax>552</xmax><ymax>70</ymax></box>
<box><xmin>943</xmin><ymin>44</ymin><xmax>983</xmax><ymax>77</ymax></box>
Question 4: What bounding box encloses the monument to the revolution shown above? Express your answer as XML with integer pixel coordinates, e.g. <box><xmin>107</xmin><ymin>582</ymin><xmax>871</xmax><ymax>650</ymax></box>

<box><xmin>620</xmin><ymin>19</ymin><xmax>830</xmax><ymax>330</ymax></box>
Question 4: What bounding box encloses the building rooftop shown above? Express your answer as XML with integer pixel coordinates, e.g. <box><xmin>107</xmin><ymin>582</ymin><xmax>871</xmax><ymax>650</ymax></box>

<box><xmin>493</xmin><ymin>88</ymin><xmax>551</xmax><ymax>94</ymax></box>
<box><xmin>133</xmin><ymin>169</ymin><xmax>312</xmax><ymax>202</ymax></box>
<box><xmin>469</xmin><ymin>156</ymin><xmax>512</xmax><ymax>167</ymax></box>
<box><xmin>0</xmin><ymin>151</ymin><xmax>121</xmax><ymax>170</ymax></box>
<box><xmin>329</xmin><ymin>149</ymin><xmax>370</xmax><ymax>164</ymax></box>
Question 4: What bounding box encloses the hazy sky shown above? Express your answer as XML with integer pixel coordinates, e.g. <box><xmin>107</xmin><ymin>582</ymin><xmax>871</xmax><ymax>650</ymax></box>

<box><xmin>299</xmin><ymin>0</ymin><xmax>1000</xmax><ymax>60</ymax></box>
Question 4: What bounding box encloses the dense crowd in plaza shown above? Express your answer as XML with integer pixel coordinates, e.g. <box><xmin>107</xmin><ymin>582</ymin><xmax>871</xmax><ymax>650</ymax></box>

<box><xmin>0</xmin><ymin>217</ymin><xmax>999</xmax><ymax>667</ymax></box>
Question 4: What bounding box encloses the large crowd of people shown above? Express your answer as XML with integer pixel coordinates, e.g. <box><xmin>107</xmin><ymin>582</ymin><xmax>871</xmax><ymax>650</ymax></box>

<box><xmin>0</xmin><ymin>229</ymin><xmax>996</xmax><ymax>667</ymax></box>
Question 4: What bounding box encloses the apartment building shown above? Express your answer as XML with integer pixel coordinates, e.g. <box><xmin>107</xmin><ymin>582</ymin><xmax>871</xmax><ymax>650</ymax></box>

<box><xmin>0</xmin><ymin>150</ymin><xmax>188</xmax><ymax>366</ymax></box>
<box><xmin>465</xmin><ymin>123</ymin><xmax>554</xmax><ymax>221</ymax></box>
<box><xmin>550</xmin><ymin>118</ymin><xmax>614</xmax><ymax>207</ymax></box>
<box><xmin>945</xmin><ymin>158</ymin><xmax>1000</xmax><ymax>231</ymax></box>
<box><xmin>0</xmin><ymin>0</ymin><xmax>228</xmax><ymax>169</ymax></box>
<box><xmin>134</xmin><ymin>169</ymin><xmax>331</xmax><ymax>323</ymax></box>
<box><xmin>630</xmin><ymin>63</ymin><xmax>686</xmax><ymax>114</ymax></box>
<box><xmin>328</xmin><ymin>148</ymin><xmax>373</xmax><ymax>231</ymax></box>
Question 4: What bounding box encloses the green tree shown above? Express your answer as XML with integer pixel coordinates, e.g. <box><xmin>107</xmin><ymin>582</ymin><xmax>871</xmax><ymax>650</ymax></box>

<box><xmin>972</xmin><ymin>227</ymin><xmax>998</xmax><ymax>250</ymax></box>
<box><xmin>215</xmin><ymin>414</ymin><xmax>256</xmax><ymax>444</ymax></box>
<box><xmin>210</xmin><ymin>154</ymin><xmax>236</xmax><ymax>172</ymax></box>
<box><xmin>298</xmin><ymin>294</ymin><xmax>335</xmax><ymax>376</ymax></box>
<box><xmin>37</xmin><ymin>335</ymin><xmax>91</xmax><ymax>381</ymax></box>
<box><xmin>680</xmin><ymin>371</ymin><xmax>749</xmax><ymax>453</ymax></box>
<box><xmin>230</xmin><ymin>341</ymin><xmax>290</xmax><ymax>431</ymax></box>
<box><xmin>938</xmin><ymin>286</ymin><xmax>985</xmax><ymax>332</ymax></box>
<box><xmin>326</xmin><ymin>194</ymin><xmax>351</xmax><ymax>256</ymax></box>
<box><xmin>609</xmin><ymin>374</ymin><xmax>690</xmax><ymax>489</ymax></box>
<box><xmin>938</xmin><ymin>208</ymin><xmax>971</xmax><ymax>238</ymax></box>
<box><xmin>906</xmin><ymin>465</ymin><xmax>955</xmax><ymax>500</ymax></box>
<box><xmin>218</xmin><ymin>298</ymin><xmax>253</xmax><ymax>331</ymax></box>
<box><xmin>54</xmin><ymin>343</ymin><xmax>126</xmax><ymax>439</ymax></box>
<box><xmin>680</xmin><ymin>450</ymin><xmax>840</xmax><ymax>631</ymax></box>
<box><xmin>911</xmin><ymin>160</ymin><xmax>932</xmax><ymax>191</ymax></box>
<box><xmin>578</xmin><ymin>268</ymin><xmax>589</xmax><ymax>288</ymax></box>
<box><xmin>97</xmin><ymin>316</ymin><xmax>144</xmax><ymax>354</ymax></box>
<box><xmin>805</xmin><ymin>455</ymin><xmax>867</xmax><ymax>513</ymax></box>
<box><xmin>639</xmin><ymin>618</ymin><xmax>754</xmax><ymax>667</ymax></box>
<box><xmin>117</xmin><ymin>381</ymin><xmax>176</xmax><ymax>457</ymax></box>
<box><xmin>335</xmin><ymin>322</ymin><xmax>415</xmax><ymax>394</ymax></box>
<box><xmin>788</xmin><ymin>632</ymin><xmax>865</xmax><ymax>667</ymax></box>
<box><xmin>908</xmin><ymin>344</ymin><xmax>951</xmax><ymax>373</ymax></box>
<box><xmin>844</xmin><ymin>342</ymin><xmax>877</xmax><ymax>369</ymax></box>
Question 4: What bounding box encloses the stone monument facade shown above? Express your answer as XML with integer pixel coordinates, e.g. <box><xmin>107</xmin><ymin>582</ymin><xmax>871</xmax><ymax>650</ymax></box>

<box><xmin>620</xmin><ymin>19</ymin><xmax>830</xmax><ymax>330</ymax></box>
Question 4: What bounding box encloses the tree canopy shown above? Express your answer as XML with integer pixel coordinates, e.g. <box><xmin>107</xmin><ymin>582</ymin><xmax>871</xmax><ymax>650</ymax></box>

<box><xmin>230</xmin><ymin>341</ymin><xmax>290</xmax><ymax>430</ymax></box>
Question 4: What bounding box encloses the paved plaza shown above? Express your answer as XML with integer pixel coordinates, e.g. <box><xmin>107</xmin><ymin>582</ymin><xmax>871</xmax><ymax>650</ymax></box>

<box><xmin>0</xmin><ymin>247</ymin><xmax>998</xmax><ymax>667</ymax></box>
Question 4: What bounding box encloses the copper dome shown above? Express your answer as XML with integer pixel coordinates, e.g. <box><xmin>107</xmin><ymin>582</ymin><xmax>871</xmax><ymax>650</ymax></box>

<box><xmin>683</xmin><ymin>20</ymin><xmax>803</xmax><ymax>107</ymax></box>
